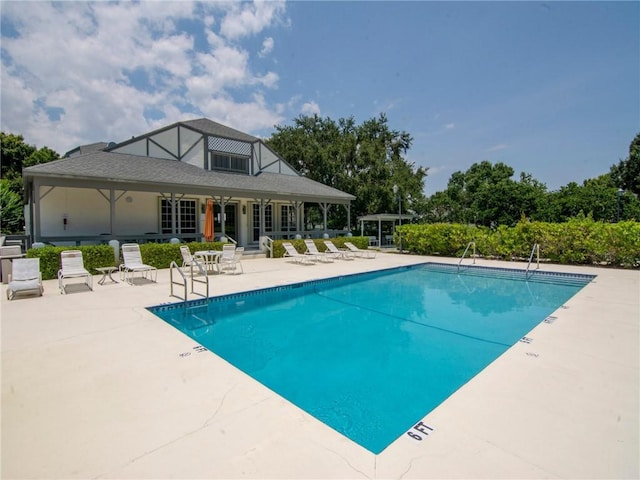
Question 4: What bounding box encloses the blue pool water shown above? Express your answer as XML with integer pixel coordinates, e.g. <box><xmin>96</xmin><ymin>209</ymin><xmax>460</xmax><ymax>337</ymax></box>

<box><xmin>149</xmin><ymin>263</ymin><xmax>594</xmax><ymax>454</ymax></box>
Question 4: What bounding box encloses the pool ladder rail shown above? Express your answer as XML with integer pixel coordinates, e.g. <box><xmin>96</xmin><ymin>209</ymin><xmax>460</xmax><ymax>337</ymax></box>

<box><xmin>525</xmin><ymin>243</ymin><xmax>540</xmax><ymax>279</ymax></box>
<box><xmin>457</xmin><ymin>241</ymin><xmax>476</xmax><ymax>272</ymax></box>
<box><xmin>458</xmin><ymin>242</ymin><xmax>540</xmax><ymax>278</ymax></box>
<box><xmin>169</xmin><ymin>260</ymin><xmax>210</xmax><ymax>304</ymax></box>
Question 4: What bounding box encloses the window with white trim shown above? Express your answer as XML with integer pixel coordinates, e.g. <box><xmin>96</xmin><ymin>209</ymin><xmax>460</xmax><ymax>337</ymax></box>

<box><xmin>160</xmin><ymin>199</ymin><xmax>197</xmax><ymax>234</ymax></box>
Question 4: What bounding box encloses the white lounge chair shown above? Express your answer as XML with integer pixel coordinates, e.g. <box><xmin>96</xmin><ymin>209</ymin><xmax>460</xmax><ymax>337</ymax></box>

<box><xmin>58</xmin><ymin>250</ymin><xmax>93</xmax><ymax>293</ymax></box>
<box><xmin>344</xmin><ymin>241</ymin><xmax>377</xmax><ymax>259</ymax></box>
<box><xmin>323</xmin><ymin>240</ymin><xmax>355</xmax><ymax>260</ymax></box>
<box><xmin>304</xmin><ymin>239</ymin><xmax>333</xmax><ymax>262</ymax></box>
<box><xmin>7</xmin><ymin>258</ymin><xmax>43</xmax><ymax>300</ymax></box>
<box><xmin>282</xmin><ymin>242</ymin><xmax>316</xmax><ymax>265</ymax></box>
<box><xmin>220</xmin><ymin>245</ymin><xmax>244</xmax><ymax>274</ymax></box>
<box><xmin>120</xmin><ymin>243</ymin><xmax>157</xmax><ymax>284</ymax></box>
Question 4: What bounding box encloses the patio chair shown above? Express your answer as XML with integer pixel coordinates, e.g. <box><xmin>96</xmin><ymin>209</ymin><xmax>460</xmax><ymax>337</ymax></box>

<box><xmin>120</xmin><ymin>243</ymin><xmax>157</xmax><ymax>284</ymax></box>
<box><xmin>180</xmin><ymin>245</ymin><xmax>205</xmax><ymax>275</ymax></box>
<box><xmin>6</xmin><ymin>258</ymin><xmax>43</xmax><ymax>300</ymax></box>
<box><xmin>220</xmin><ymin>245</ymin><xmax>244</xmax><ymax>274</ymax></box>
<box><xmin>344</xmin><ymin>241</ymin><xmax>377</xmax><ymax>259</ymax></box>
<box><xmin>323</xmin><ymin>240</ymin><xmax>355</xmax><ymax>260</ymax></box>
<box><xmin>304</xmin><ymin>239</ymin><xmax>333</xmax><ymax>262</ymax></box>
<box><xmin>58</xmin><ymin>250</ymin><xmax>93</xmax><ymax>293</ymax></box>
<box><xmin>282</xmin><ymin>242</ymin><xmax>316</xmax><ymax>265</ymax></box>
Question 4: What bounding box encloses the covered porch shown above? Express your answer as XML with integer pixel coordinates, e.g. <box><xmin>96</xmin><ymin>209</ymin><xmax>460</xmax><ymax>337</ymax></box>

<box><xmin>23</xmin><ymin>155</ymin><xmax>355</xmax><ymax>249</ymax></box>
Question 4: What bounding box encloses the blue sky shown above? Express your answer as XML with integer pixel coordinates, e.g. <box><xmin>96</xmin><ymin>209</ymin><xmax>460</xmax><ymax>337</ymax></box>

<box><xmin>1</xmin><ymin>1</ymin><xmax>638</xmax><ymax>194</ymax></box>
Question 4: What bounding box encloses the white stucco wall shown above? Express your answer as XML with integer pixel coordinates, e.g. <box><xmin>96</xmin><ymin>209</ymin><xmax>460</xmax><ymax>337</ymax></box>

<box><xmin>182</xmin><ymin>139</ymin><xmax>204</xmax><ymax>167</ymax></box>
<box><xmin>40</xmin><ymin>187</ymin><xmax>110</xmax><ymax>236</ymax></box>
<box><xmin>38</xmin><ymin>187</ymin><xmax>161</xmax><ymax>236</ymax></box>
<box><xmin>112</xmin><ymin>140</ymin><xmax>146</xmax><ymax>156</ymax></box>
<box><xmin>113</xmin><ymin>192</ymin><xmax>159</xmax><ymax>234</ymax></box>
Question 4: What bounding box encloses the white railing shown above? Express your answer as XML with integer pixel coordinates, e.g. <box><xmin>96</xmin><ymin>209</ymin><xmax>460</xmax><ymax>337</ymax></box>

<box><xmin>457</xmin><ymin>241</ymin><xmax>476</xmax><ymax>272</ymax></box>
<box><xmin>220</xmin><ymin>234</ymin><xmax>237</xmax><ymax>245</ymax></box>
<box><xmin>261</xmin><ymin>236</ymin><xmax>274</xmax><ymax>258</ymax></box>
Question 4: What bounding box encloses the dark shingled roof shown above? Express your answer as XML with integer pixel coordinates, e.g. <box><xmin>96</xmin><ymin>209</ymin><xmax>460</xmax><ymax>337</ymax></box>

<box><xmin>64</xmin><ymin>142</ymin><xmax>109</xmax><ymax>157</ymax></box>
<box><xmin>179</xmin><ymin>118</ymin><xmax>259</xmax><ymax>142</ymax></box>
<box><xmin>109</xmin><ymin>118</ymin><xmax>259</xmax><ymax>151</ymax></box>
<box><xmin>24</xmin><ymin>151</ymin><xmax>354</xmax><ymax>203</ymax></box>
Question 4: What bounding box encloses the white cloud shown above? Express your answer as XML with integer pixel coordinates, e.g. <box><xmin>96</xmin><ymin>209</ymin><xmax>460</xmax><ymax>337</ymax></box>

<box><xmin>486</xmin><ymin>143</ymin><xmax>508</xmax><ymax>152</ymax></box>
<box><xmin>0</xmin><ymin>0</ymin><xmax>290</xmax><ymax>153</ymax></box>
<box><xmin>444</xmin><ymin>123</ymin><xmax>455</xmax><ymax>130</ymax></box>
<box><xmin>220</xmin><ymin>1</ymin><xmax>286</xmax><ymax>40</ymax></box>
<box><xmin>259</xmin><ymin>37</ymin><xmax>275</xmax><ymax>57</ymax></box>
<box><xmin>301</xmin><ymin>101</ymin><xmax>321</xmax><ymax>116</ymax></box>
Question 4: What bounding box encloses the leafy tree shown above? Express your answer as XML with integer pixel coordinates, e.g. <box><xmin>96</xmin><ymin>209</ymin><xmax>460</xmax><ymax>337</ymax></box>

<box><xmin>1</xmin><ymin>132</ymin><xmax>60</xmax><ymax>233</ymax></box>
<box><xmin>267</xmin><ymin>113</ymin><xmax>427</xmax><ymax>229</ymax></box>
<box><xmin>610</xmin><ymin>132</ymin><xmax>640</xmax><ymax>196</ymax></box>
<box><xmin>426</xmin><ymin>161</ymin><xmax>547</xmax><ymax>227</ymax></box>
<box><xmin>0</xmin><ymin>178</ymin><xmax>24</xmax><ymax>233</ymax></box>
<box><xmin>1</xmin><ymin>132</ymin><xmax>37</xmax><ymax>180</ymax></box>
<box><xmin>544</xmin><ymin>174</ymin><xmax>640</xmax><ymax>222</ymax></box>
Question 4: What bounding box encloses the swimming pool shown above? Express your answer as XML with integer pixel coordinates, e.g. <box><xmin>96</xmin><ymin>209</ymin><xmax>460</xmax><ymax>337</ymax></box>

<box><xmin>149</xmin><ymin>263</ymin><xmax>594</xmax><ymax>454</ymax></box>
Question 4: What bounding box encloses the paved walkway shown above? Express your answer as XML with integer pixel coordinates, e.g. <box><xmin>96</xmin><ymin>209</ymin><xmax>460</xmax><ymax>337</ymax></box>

<box><xmin>2</xmin><ymin>253</ymin><xmax>638</xmax><ymax>479</ymax></box>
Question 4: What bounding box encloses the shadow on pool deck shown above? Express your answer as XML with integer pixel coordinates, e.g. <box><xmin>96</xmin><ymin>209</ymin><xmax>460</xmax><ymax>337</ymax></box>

<box><xmin>2</xmin><ymin>253</ymin><xmax>638</xmax><ymax>479</ymax></box>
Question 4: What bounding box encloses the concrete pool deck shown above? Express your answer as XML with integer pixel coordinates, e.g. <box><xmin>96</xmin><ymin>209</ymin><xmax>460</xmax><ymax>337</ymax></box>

<box><xmin>1</xmin><ymin>253</ymin><xmax>638</xmax><ymax>479</ymax></box>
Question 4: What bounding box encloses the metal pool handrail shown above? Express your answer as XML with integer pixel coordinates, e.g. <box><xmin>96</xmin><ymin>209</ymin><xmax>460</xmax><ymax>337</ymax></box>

<box><xmin>170</xmin><ymin>261</ymin><xmax>187</xmax><ymax>303</ymax></box>
<box><xmin>457</xmin><ymin>241</ymin><xmax>476</xmax><ymax>272</ymax></box>
<box><xmin>525</xmin><ymin>243</ymin><xmax>540</xmax><ymax>279</ymax></box>
<box><xmin>169</xmin><ymin>260</ymin><xmax>209</xmax><ymax>304</ymax></box>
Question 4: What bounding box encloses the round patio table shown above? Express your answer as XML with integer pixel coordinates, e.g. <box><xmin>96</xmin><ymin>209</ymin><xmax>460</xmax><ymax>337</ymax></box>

<box><xmin>96</xmin><ymin>266</ymin><xmax>119</xmax><ymax>285</ymax></box>
<box><xmin>194</xmin><ymin>250</ymin><xmax>222</xmax><ymax>274</ymax></box>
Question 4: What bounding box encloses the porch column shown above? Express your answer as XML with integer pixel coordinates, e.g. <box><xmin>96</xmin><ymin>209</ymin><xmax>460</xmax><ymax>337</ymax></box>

<box><xmin>110</xmin><ymin>189</ymin><xmax>116</xmax><ymax>234</ymax></box>
<box><xmin>345</xmin><ymin>204</ymin><xmax>351</xmax><ymax>233</ymax></box>
<box><xmin>32</xmin><ymin>179</ymin><xmax>41</xmax><ymax>242</ymax></box>
<box><xmin>218</xmin><ymin>195</ymin><xmax>227</xmax><ymax>236</ymax></box>
<box><xmin>318</xmin><ymin>202</ymin><xmax>330</xmax><ymax>233</ymax></box>
<box><xmin>257</xmin><ymin>198</ymin><xmax>271</xmax><ymax>237</ymax></box>
<box><xmin>291</xmin><ymin>201</ymin><xmax>303</xmax><ymax>234</ymax></box>
<box><xmin>171</xmin><ymin>193</ymin><xmax>177</xmax><ymax>235</ymax></box>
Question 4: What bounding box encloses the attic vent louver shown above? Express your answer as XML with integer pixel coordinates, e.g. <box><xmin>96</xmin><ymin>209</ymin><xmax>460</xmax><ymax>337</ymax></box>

<box><xmin>208</xmin><ymin>136</ymin><xmax>251</xmax><ymax>156</ymax></box>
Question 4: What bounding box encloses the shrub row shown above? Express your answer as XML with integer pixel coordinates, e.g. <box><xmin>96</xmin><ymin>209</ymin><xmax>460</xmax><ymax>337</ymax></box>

<box><xmin>25</xmin><ymin>238</ymin><xmax>371</xmax><ymax>280</ymax></box>
<box><xmin>26</xmin><ymin>241</ymin><xmax>226</xmax><ymax>280</ymax></box>
<box><xmin>396</xmin><ymin>218</ymin><xmax>640</xmax><ymax>268</ymax></box>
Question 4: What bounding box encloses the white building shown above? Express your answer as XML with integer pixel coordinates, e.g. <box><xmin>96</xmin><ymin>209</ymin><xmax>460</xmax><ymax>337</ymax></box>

<box><xmin>23</xmin><ymin>118</ymin><xmax>355</xmax><ymax>248</ymax></box>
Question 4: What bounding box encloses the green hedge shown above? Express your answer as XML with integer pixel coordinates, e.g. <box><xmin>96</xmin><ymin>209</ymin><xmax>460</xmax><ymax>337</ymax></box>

<box><xmin>25</xmin><ymin>239</ymin><xmax>371</xmax><ymax>280</ymax></box>
<box><xmin>397</xmin><ymin>218</ymin><xmax>640</xmax><ymax>268</ymax></box>
<box><xmin>26</xmin><ymin>241</ymin><xmax>227</xmax><ymax>280</ymax></box>
<box><xmin>270</xmin><ymin>236</ymin><xmax>370</xmax><ymax>258</ymax></box>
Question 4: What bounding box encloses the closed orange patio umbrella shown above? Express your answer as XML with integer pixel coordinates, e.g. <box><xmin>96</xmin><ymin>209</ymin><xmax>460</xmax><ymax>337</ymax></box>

<box><xmin>203</xmin><ymin>198</ymin><xmax>214</xmax><ymax>241</ymax></box>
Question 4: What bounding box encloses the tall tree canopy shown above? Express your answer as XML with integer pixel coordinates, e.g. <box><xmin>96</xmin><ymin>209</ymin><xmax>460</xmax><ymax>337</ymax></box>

<box><xmin>610</xmin><ymin>132</ymin><xmax>640</xmax><ymax>196</ymax></box>
<box><xmin>1</xmin><ymin>132</ymin><xmax>59</xmax><ymax>233</ymax></box>
<box><xmin>266</xmin><ymin>113</ymin><xmax>428</xmax><ymax>229</ymax></box>
<box><xmin>422</xmin><ymin>161</ymin><xmax>548</xmax><ymax>226</ymax></box>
